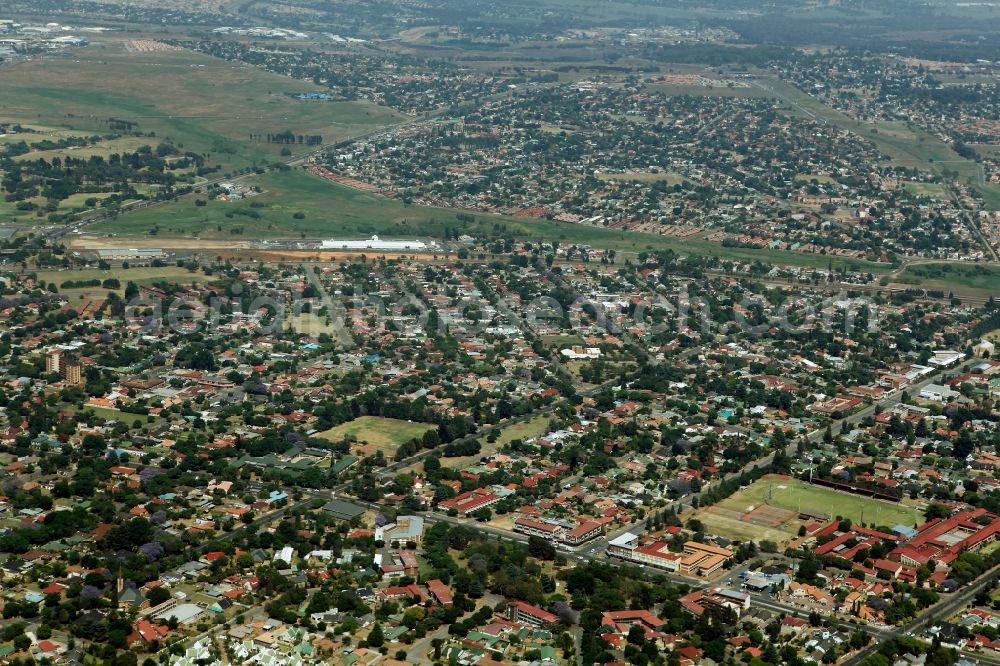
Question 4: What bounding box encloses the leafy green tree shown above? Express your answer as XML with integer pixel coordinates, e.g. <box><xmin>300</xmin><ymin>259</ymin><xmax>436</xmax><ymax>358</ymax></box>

<box><xmin>367</xmin><ymin>622</ymin><xmax>384</xmax><ymax>648</ymax></box>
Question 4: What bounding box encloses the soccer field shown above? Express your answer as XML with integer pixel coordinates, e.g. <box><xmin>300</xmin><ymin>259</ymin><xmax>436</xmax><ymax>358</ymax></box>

<box><xmin>317</xmin><ymin>416</ymin><xmax>432</xmax><ymax>455</ymax></box>
<box><xmin>730</xmin><ymin>475</ymin><xmax>923</xmax><ymax>529</ymax></box>
<box><xmin>691</xmin><ymin>474</ymin><xmax>924</xmax><ymax>545</ymax></box>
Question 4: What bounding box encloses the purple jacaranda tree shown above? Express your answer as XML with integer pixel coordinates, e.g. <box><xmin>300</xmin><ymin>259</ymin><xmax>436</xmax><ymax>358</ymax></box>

<box><xmin>139</xmin><ymin>467</ymin><xmax>164</xmax><ymax>482</ymax></box>
<box><xmin>139</xmin><ymin>542</ymin><xmax>164</xmax><ymax>561</ymax></box>
<box><xmin>81</xmin><ymin>585</ymin><xmax>102</xmax><ymax>598</ymax></box>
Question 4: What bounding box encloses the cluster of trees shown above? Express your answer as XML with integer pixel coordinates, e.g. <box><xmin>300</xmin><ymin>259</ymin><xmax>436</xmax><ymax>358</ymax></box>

<box><xmin>262</xmin><ymin>131</ymin><xmax>323</xmax><ymax>145</ymax></box>
<box><xmin>861</xmin><ymin>636</ymin><xmax>956</xmax><ymax>666</ymax></box>
<box><xmin>0</xmin><ymin>507</ymin><xmax>92</xmax><ymax>553</ymax></box>
<box><xmin>1</xmin><ymin>143</ymin><xmax>203</xmax><ymax>204</ymax></box>
<box><xmin>59</xmin><ymin>278</ymin><xmax>120</xmax><ymax>290</ymax></box>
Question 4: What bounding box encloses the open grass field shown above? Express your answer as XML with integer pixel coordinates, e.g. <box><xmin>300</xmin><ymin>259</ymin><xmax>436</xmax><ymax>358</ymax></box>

<box><xmin>36</xmin><ymin>265</ymin><xmax>209</xmax><ymax>289</ymax></box>
<box><xmin>972</xmin><ymin>144</ymin><xmax>1000</xmax><ymax>159</ymax></box>
<box><xmin>693</xmin><ymin>475</ymin><xmax>923</xmax><ymax>544</ymax></box>
<box><xmin>286</xmin><ymin>312</ymin><xmax>339</xmax><ymax>336</ymax></box>
<box><xmin>902</xmin><ymin>182</ymin><xmax>951</xmax><ymax>199</ymax></box>
<box><xmin>74</xmin><ymin>405</ymin><xmax>132</xmax><ymax>422</ymax></box>
<box><xmin>0</xmin><ymin>38</ymin><xmax>407</xmax><ymax>172</ymax></box>
<box><xmin>899</xmin><ymin>262</ymin><xmax>1000</xmax><ymax>292</ymax></box>
<box><xmin>317</xmin><ymin>416</ymin><xmax>432</xmax><ymax>456</ymax></box>
<box><xmin>796</xmin><ymin>173</ymin><xmax>839</xmax><ymax>185</ymax></box>
<box><xmin>538</xmin><ymin>334</ymin><xmax>585</xmax><ymax>348</ymax></box>
<box><xmin>871</xmin><ymin>122</ymin><xmax>986</xmax><ymax>192</ymax></box>
<box><xmin>90</xmin><ymin>167</ymin><xmax>893</xmax><ymax>274</ymax></box>
<box><xmin>91</xmin><ymin>168</ymin><xmax>461</xmax><ymax>239</ymax></box>
<box><xmin>438</xmin><ymin>414</ymin><xmax>554</xmax><ymax>471</ymax></box>
<box><xmin>646</xmin><ymin>83</ymin><xmax>766</xmax><ymax>98</ymax></box>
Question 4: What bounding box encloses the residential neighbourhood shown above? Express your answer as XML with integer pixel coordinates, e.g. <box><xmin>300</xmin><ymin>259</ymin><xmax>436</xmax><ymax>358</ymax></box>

<box><xmin>0</xmin><ymin>0</ymin><xmax>999</xmax><ymax>665</ymax></box>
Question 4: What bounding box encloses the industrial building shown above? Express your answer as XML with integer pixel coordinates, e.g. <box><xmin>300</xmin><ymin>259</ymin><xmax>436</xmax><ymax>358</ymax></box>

<box><xmin>320</xmin><ymin>235</ymin><xmax>427</xmax><ymax>251</ymax></box>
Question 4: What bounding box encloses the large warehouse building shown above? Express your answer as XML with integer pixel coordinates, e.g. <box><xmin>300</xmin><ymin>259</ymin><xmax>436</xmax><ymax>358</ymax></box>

<box><xmin>320</xmin><ymin>235</ymin><xmax>427</xmax><ymax>251</ymax></box>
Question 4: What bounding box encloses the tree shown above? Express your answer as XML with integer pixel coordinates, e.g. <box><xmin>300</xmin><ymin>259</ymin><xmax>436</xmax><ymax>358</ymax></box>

<box><xmin>432</xmin><ymin>638</ymin><xmax>443</xmax><ymax>660</ymax></box>
<box><xmin>798</xmin><ymin>557</ymin><xmax>821</xmax><ymax>582</ymax></box>
<box><xmin>367</xmin><ymin>622</ymin><xmax>384</xmax><ymax>648</ymax></box>
<box><xmin>924</xmin><ymin>503</ymin><xmax>951</xmax><ymax>521</ymax></box>
<box><xmin>146</xmin><ymin>586</ymin><xmax>171</xmax><ymax>607</ymax></box>
<box><xmin>528</xmin><ymin>535</ymin><xmax>557</xmax><ymax>560</ymax></box>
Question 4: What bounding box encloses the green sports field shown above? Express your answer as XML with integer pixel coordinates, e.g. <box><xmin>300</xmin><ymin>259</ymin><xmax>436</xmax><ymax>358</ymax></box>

<box><xmin>693</xmin><ymin>474</ymin><xmax>924</xmax><ymax>544</ymax></box>
<box><xmin>746</xmin><ymin>476</ymin><xmax>921</xmax><ymax>527</ymax></box>
<box><xmin>723</xmin><ymin>475</ymin><xmax>922</xmax><ymax>529</ymax></box>
<box><xmin>317</xmin><ymin>416</ymin><xmax>432</xmax><ymax>456</ymax></box>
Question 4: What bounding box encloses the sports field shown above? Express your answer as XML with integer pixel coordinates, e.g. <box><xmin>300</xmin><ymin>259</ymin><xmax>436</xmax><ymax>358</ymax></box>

<box><xmin>693</xmin><ymin>474</ymin><xmax>923</xmax><ymax>544</ymax></box>
<box><xmin>35</xmin><ymin>266</ymin><xmax>210</xmax><ymax>295</ymax></box>
<box><xmin>902</xmin><ymin>182</ymin><xmax>950</xmax><ymax>200</ymax></box>
<box><xmin>317</xmin><ymin>416</ymin><xmax>432</xmax><ymax>456</ymax></box>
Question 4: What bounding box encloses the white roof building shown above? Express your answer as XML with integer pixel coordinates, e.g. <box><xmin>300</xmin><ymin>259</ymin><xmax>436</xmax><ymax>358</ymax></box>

<box><xmin>274</xmin><ymin>546</ymin><xmax>295</xmax><ymax>565</ymax></box>
<box><xmin>320</xmin><ymin>235</ymin><xmax>428</xmax><ymax>251</ymax></box>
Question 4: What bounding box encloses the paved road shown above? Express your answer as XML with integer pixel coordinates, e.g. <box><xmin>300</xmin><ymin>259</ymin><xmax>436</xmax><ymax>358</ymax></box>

<box><xmin>664</xmin><ymin>356</ymin><xmax>982</xmax><ymax>526</ymax></box>
<box><xmin>840</xmin><ymin>564</ymin><xmax>1000</xmax><ymax>666</ymax></box>
<box><xmin>407</xmin><ymin>625</ymin><xmax>448</xmax><ymax>663</ymax></box>
<box><xmin>218</xmin><ymin>348</ymin><xmax>984</xmax><ymax>663</ymax></box>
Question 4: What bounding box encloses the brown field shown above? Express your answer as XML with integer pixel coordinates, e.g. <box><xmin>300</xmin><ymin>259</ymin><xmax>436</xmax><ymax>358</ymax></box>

<box><xmin>598</xmin><ymin>171</ymin><xmax>685</xmax><ymax>184</ymax></box>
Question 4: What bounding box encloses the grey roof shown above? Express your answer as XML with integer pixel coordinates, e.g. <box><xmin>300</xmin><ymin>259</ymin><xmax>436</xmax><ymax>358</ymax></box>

<box><xmin>322</xmin><ymin>499</ymin><xmax>365</xmax><ymax>520</ymax></box>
